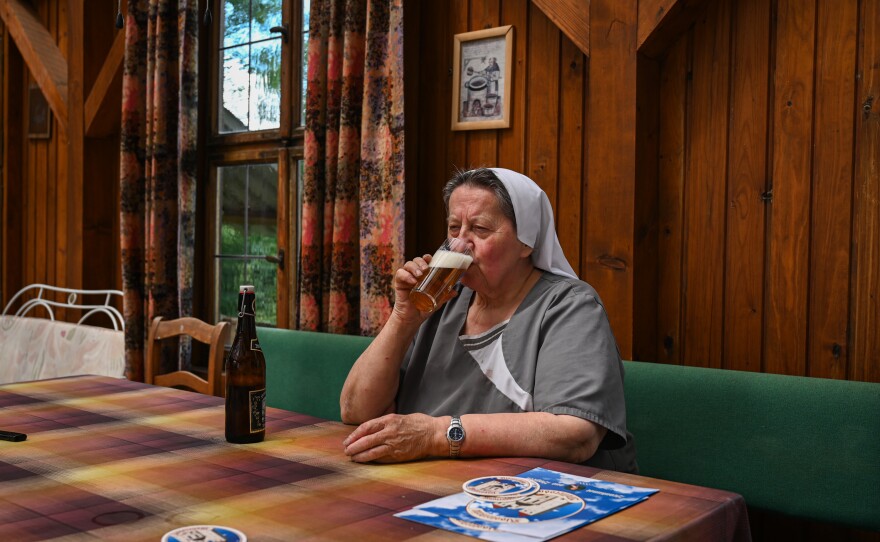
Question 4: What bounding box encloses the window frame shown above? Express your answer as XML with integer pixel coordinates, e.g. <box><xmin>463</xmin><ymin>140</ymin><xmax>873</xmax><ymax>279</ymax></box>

<box><xmin>197</xmin><ymin>0</ymin><xmax>307</xmax><ymax>331</ymax></box>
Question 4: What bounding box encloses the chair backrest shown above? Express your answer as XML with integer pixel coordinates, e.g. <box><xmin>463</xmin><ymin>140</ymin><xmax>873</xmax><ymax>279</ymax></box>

<box><xmin>145</xmin><ymin>316</ymin><xmax>230</xmax><ymax>396</ymax></box>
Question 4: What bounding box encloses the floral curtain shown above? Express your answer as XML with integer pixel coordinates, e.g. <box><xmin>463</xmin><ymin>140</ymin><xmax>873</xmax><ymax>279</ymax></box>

<box><xmin>300</xmin><ymin>0</ymin><xmax>405</xmax><ymax>335</ymax></box>
<box><xmin>119</xmin><ymin>0</ymin><xmax>199</xmax><ymax>381</ymax></box>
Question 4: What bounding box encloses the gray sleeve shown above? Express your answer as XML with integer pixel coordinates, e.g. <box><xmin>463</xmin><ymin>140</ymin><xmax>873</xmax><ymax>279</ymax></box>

<box><xmin>532</xmin><ymin>291</ymin><xmax>628</xmax><ymax>449</ymax></box>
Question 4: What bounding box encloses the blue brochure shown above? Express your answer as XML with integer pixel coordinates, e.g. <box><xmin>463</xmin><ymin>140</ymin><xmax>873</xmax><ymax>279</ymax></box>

<box><xmin>396</xmin><ymin>467</ymin><xmax>658</xmax><ymax>541</ymax></box>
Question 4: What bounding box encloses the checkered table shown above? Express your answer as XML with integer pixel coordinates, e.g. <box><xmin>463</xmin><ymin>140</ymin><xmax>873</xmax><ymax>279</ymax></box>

<box><xmin>0</xmin><ymin>376</ymin><xmax>750</xmax><ymax>541</ymax></box>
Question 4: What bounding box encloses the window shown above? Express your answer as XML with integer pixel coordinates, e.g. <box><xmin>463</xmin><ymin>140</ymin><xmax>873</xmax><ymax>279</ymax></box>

<box><xmin>218</xmin><ymin>0</ymin><xmax>283</xmax><ymax>133</ymax></box>
<box><xmin>215</xmin><ymin>163</ymin><xmax>279</xmax><ymax>326</ymax></box>
<box><xmin>201</xmin><ymin>0</ymin><xmax>310</xmax><ymax>329</ymax></box>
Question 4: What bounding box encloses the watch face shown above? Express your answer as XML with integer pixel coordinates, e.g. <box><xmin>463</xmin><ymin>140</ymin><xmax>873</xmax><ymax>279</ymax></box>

<box><xmin>448</xmin><ymin>427</ymin><xmax>464</xmax><ymax>441</ymax></box>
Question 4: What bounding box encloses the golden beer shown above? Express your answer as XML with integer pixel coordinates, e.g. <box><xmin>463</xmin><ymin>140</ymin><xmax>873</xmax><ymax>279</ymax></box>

<box><xmin>410</xmin><ymin>249</ymin><xmax>473</xmax><ymax>312</ymax></box>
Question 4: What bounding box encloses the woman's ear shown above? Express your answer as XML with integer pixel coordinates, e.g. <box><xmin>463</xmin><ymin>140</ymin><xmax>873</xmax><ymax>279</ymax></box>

<box><xmin>520</xmin><ymin>242</ymin><xmax>533</xmax><ymax>259</ymax></box>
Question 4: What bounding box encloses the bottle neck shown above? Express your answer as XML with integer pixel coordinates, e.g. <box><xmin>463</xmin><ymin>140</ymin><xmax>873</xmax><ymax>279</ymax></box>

<box><xmin>236</xmin><ymin>291</ymin><xmax>258</xmax><ymax>338</ymax></box>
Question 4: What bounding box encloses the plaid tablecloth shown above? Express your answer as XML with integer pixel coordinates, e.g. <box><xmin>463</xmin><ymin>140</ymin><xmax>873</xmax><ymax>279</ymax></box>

<box><xmin>0</xmin><ymin>376</ymin><xmax>750</xmax><ymax>541</ymax></box>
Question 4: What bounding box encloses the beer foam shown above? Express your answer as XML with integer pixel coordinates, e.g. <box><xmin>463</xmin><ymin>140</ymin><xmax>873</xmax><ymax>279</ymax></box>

<box><xmin>429</xmin><ymin>250</ymin><xmax>473</xmax><ymax>269</ymax></box>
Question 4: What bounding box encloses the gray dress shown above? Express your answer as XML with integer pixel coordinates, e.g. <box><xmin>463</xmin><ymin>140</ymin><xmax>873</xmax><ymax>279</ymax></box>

<box><xmin>396</xmin><ymin>271</ymin><xmax>638</xmax><ymax>473</ymax></box>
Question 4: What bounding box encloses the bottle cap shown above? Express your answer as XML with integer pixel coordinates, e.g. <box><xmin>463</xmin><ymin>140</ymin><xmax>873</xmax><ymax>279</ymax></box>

<box><xmin>239</xmin><ymin>285</ymin><xmax>255</xmax><ymax>293</ymax></box>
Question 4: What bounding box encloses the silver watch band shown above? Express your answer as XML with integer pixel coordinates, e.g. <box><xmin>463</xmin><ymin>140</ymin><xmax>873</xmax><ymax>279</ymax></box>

<box><xmin>447</xmin><ymin>416</ymin><xmax>465</xmax><ymax>458</ymax></box>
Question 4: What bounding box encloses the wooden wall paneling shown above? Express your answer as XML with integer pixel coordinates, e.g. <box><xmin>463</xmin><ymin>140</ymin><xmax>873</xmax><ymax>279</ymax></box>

<box><xmin>808</xmin><ymin>0</ymin><xmax>858</xmax><ymax>380</ymax></box>
<box><xmin>583</xmin><ymin>0</ymin><xmax>638</xmax><ymax>357</ymax></box>
<box><xmin>850</xmin><ymin>0</ymin><xmax>880</xmax><ymax>383</ymax></box>
<box><xmin>525</xmin><ymin>6</ymin><xmax>559</xmax><ymax>213</ymax></box>
<box><xmin>35</xmin><ymin>137</ymin><xmax>47</xmax><ymax>286</ymax></box>
<box><xmin>415</xmin><ymin>0</ymin><xmax>454</xmax><ymax>252</ymax></box>
<box><xmin>655</xmin><ymin>35</ymin><xmax>687</xmax><ymax>364</ymax></box>
<box><xmin>450</xmin><ymin>0</ymin><xmax>469</xmax><ymax>167</ymax></box>
<box><xmin>466</xmin><ymin>0</ymin><xmax>499</xmax><ymax>169</ymax></box>
<box><xmin>497</xmin><ymin>0</ymin><xmax>527</xmax><ymax>174</ymax></box>
<box><xmin>82</xmin><ymin>137</ymin><xmax>118</xmax><ymax>294</ymax></box>
<box><xmin>66</xmin><ymin>0</ymin><xmax>84</xmax><ymax>291</ymax></box>
<box><xmin>3</xmin><ymin>31</ymin><xmax>23</xmax><ymax>304</ymax></box>
<box><xmin>722</xmin><ymin>0</ymin><xmax>769</xmax><ymax>373</ymax></box>
<box><xmin>54</xmin><ymin>0</ymin><xmax>68</xmax><ymax>320</ymax></box>
<box><xmin>633</xmin><ymin>54</ymin><xmax>660</xmax><ymax>362</ymax></box>
<box><xmin>32</xmin><ymin>0</ymin><xmax>47</xmax><ymax>289</ymax></box>
<box><xmin>403</xmin><ymin>0</ymin><xmax>419</xmax><ymax>259</ymax></box>
<box><xmin>25</xmin><ymin>75</ymin><xmax>34</xmax><ymax>285</ymax></box>
<box><xmin>0</xmin><ymin>22</ymin><xmax>3</xmax><ymax>305</ymax></box>
<box><xmin>557</xmin><ymin>37</ymin><xmax>583</xmax><ymax>270</ymax></box>
<box><xmin>764</xmin><ymin>0</ymin><xmax>816</xmax><ymax>376</ymax></box>
<box><xmin>446</xmin><ymin>0</ymin><xmax>468</xmax><ymax>214</ymax></box>
<box><xmin>680</xmin><ymin>0</ymin><xmax>730</xmax><ymax>368</ymax></box>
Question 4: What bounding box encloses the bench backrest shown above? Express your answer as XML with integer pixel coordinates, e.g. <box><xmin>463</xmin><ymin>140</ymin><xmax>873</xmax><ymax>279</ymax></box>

<box><xmin>624</xmin><ymin>360</ymin><xmax>880</xmax><ymax>531</ymax></box>
<box><xmin>258</xmin><ymin>327</ymin><xmax>373</xmax><ymax>421</ymax></box>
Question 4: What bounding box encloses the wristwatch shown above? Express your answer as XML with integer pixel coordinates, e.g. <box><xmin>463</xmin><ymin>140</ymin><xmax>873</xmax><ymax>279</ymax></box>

<box><xmin>446</xmin><ymin>416</ymin><xmax>465</xmax><ymax>458</ymax></box>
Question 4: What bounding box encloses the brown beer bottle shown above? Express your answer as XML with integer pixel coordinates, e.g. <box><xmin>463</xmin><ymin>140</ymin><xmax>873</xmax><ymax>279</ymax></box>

<box><xmin>225</xmin><ymin>285</ymin><xmax>266</xmax><ymax>443</ymax></box>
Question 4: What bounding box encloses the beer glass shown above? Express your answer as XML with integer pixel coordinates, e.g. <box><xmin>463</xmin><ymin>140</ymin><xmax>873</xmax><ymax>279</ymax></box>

<box><xmin>409</xmin><ymin>238</ymin><xmax>473</xmax><ymax>313</ymax></box>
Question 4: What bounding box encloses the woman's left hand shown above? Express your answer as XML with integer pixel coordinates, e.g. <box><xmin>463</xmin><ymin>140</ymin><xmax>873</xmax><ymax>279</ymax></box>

<box><xmin>343</xmin><ymin>413</ymin><xmax>443</xmax><ymax>463</ymax></box>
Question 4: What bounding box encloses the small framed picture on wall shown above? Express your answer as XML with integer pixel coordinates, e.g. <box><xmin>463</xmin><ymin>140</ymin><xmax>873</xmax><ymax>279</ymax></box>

<box><xmin>451</xmin><ymin>25</ymin><xmax>513</xmax><ymax>131</ymax></box>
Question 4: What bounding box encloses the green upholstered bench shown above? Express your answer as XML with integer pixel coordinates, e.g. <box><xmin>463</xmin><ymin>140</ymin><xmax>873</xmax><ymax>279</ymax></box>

<box><xmin>624</xmin><ymin>360</ymin><xmax>880</xmax><ymax>531</ymax></box>
<box><xmin>257</xmin><ymin>327</ymin><xmax>373</xmax><ymax>421</ymax></box>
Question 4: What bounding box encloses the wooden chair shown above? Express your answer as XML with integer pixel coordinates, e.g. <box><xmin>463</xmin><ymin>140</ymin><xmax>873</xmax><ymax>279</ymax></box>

<box><xmin>145</xmin><ymin>316</ymin><xmax>230</xmax><ymax>396</ymax></box>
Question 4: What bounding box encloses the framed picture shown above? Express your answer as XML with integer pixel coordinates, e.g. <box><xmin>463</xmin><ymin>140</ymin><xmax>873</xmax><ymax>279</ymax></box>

<box><xmin>451</xmin><ymin>25</ymin><xmax>513</xmax><ymax>131</ymax></box>
<box><xmin>27</xmin><ymin>84</ymin><xmax>52</xmax><ymax>139</ymax></box>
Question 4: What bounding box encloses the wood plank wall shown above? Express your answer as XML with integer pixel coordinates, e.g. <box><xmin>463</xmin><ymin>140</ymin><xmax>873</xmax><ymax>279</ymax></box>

<box><xmin>411</xmin><ymin>0</ymin><xmax>878</xmax><ymax>384</ymax></box>
<box><xmin>651</xmin><ymin>0</ymin><xmax>879</xmax><ymax>383</ymax></box>
<box><xmin>2</xmin><ymin>0</ymin><xmax>877</xmax><ymax>382</ymax></box>
<box><xmin>413</xmin><ymin>0</ymin><xmax>583</xmax><ymax>258</ymax></box>
<box><xmin>0</xmin><ymin>0</ymin><xmax>120</xmax><ymax>317</ymax></box>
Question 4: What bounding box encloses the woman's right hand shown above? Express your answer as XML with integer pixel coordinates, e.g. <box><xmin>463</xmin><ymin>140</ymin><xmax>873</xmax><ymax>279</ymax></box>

<box><xmin>391</xmin><ymin>254</ymin><xmax>432</xmax><ymax>324</ymax></box>
<box><xmin>392</xmin><ymin>254</ymin><xmax>457</xmax><ymax>324</ymax></box>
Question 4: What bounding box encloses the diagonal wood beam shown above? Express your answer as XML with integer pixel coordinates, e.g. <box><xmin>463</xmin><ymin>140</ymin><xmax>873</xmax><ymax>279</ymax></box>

<box><xmin>0</xmin><ymin>0</ymin><xmax>68</xmax><ymax>132</ymax></box>
<box><xmin>638</xmin><ymin>0</ymin><xmax>708</xmax><ymax>58</ymax></box>
<box><xmin>85</xmin><ymin>29</ymin><xmax>125</xmax><ymax>137</ymax></box>
<box><xmin>531</xmin><ymin>0</ymin><xmax>589</xmax><ymax>57</ymax></box>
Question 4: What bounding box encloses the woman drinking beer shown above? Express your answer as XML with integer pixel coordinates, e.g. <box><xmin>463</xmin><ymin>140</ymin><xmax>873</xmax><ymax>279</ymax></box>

<box><xmin>340</xmin><ymin>168</ymin><xmax>637</xmax><ymax>472</ymax></box>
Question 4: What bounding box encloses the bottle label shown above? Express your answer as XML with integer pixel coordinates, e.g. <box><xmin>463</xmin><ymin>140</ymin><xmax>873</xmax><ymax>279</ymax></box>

<box><xmin>249</xmin><ymin>388</ymin><xmax>266</xmax><ymax>433</ymax></box>
<box><xmin>250</xmin><ymin>338</ymin><xmax>262</xmax><ymax>352</ymax></box>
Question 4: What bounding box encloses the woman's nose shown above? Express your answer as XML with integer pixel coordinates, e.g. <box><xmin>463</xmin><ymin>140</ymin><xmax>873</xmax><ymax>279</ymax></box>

<box><xmin>456</xmin><ymin>229</ymin><xmax>475</xmax><ymax>247</ymax></box>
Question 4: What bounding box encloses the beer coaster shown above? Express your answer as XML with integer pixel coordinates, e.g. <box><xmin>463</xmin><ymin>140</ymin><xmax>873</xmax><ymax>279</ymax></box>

<box><xmin>162</xmin><ymin>525</ymin><xmax>246</xmax><ymax>542</ymax></box>
<box><xmin>462</xmin><ymin>476</ymin><xmax>540</xmax><ymax>499</ymax></box>
<box><xmin>465</xmin><ymin>489</ymin><xmax>586</xmax><ymax>523</ymax></box>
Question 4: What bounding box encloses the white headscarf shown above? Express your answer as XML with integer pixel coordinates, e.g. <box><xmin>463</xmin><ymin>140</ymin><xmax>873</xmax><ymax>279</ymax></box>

<box><xmin>489</xmin><ymin>168</ymin><xmax>578</xmax><ymax>279</ymax></box>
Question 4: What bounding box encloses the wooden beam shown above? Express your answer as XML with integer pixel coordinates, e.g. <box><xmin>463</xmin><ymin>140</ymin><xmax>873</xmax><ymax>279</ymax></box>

<box><xmin>530</xmin><ymin>0</ymin><xmax>589</xmax><ymax>57</ymax></box>
<box><xmin>0</xmin><ymin>0</ymin><xmax>68</xmax><ymax>132</ymax></box>
<box><xmin>637</xmin><ymin>0</ymin><xmax>707</xmax><ymax>59</ymax></box>
<box><xmin>85</xmin><ymin>28</ymin><xmax>124</xmax><ymax>137</ymax></box>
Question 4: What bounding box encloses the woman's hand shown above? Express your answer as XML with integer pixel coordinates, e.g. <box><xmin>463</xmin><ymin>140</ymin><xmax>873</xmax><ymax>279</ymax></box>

<box><xmin>342</xmin><ymin>413</ymin><xmax>444</xmax><ymax>463</ymax></box>
<box><xmin>392</xmin><ymin>255</ymin><xmax>457</xmax><ymax>324</ymax></box>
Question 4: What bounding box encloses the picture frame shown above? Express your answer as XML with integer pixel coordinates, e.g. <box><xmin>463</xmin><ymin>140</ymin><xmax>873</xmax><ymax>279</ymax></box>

<box><xmin>451</xmin><ymin>25</ymin><xmax>513</xmax><ymax>131</ymax></box>
<box><xmin>27</xmin><ymin>84</ymin><xmax>52</xmax><ymax>139</ymax></box>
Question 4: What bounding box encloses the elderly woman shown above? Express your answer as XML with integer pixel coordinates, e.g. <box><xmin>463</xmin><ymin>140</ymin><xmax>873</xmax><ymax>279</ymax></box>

<box><xmin>340</xmin><ymin>168</ymin><xmax>637</xmax><ymax>472</ymax></box>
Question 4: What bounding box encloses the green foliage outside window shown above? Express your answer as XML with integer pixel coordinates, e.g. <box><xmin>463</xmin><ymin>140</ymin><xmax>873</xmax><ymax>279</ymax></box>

<box><xmin>220</xmin><ymin>223</ymin><xmax>278</xmax><ymax>326</ymax></box>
